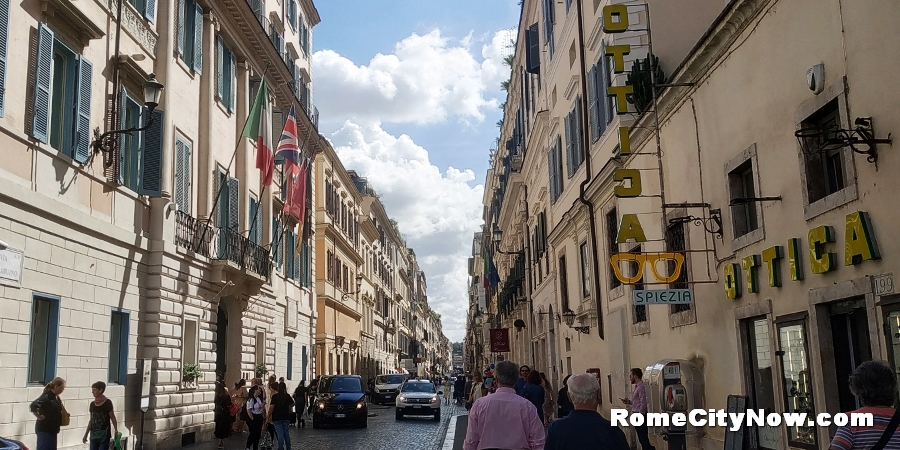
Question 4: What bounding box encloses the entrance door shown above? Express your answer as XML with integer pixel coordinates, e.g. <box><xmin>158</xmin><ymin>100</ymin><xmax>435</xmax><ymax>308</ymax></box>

<box><xmin>830</xmin><ymin>298</ymin><xmax>872</xmax><ymax>412</ymax></box>
<box><xmin>884</xmin><ymin>306</ymin><xmax>900</xmax><ymax>405</ymax></box>
<box><xmin>742</xmin><ymin>317</ymin><xmax>778</xmax><ymax>449</ymax></box>
<box><xmin>216</xmin><ymin>306</ymin><xmax>228</xmax><ymax>380</ymax></box>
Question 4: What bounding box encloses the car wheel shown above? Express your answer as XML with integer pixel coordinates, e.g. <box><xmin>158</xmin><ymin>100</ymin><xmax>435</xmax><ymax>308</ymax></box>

<box><xmin>359</xmin><ymin>418</ymin><xmax>368</xmax><ymax>428</ymax></box>
<box><xmin>312</xmin><ymin>419</ymin><xmax>321</xmax><ymax>429</ymax></box>
<box><xmin>395</xmin><ymin>410</ymin><xmax>403</xmax><ymax>420</ymax></box>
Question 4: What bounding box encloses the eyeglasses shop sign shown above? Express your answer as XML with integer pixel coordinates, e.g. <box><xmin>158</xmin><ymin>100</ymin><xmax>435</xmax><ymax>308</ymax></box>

<box><xmin>0</xmin><ymin>248</ymin><xmax>24</xmax><ymax>287</ymax></box>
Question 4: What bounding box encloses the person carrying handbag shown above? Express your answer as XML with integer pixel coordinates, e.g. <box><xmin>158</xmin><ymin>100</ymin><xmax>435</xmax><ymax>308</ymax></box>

<box><xmin>30</xmin><ymin>377</ymin><xmax>67</xmax><ymax>450</ymax></box>
<box><xmin>82</xmin><ymin>382</ymin><xmax>118</xmax><ymax>450</ymax></box>
<box><xmin>830</xmin><ymin>361</ymin><xmax>900</xmax><ymax>450</ymax></box>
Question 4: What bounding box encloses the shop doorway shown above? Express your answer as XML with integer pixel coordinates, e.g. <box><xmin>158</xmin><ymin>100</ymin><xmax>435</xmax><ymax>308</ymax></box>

<box><xmin>881</xmin><ymin>302</ymin><xmax>900</xmax><ymax>405</ymax></box>
<box><xmin>830</xmin><ymin>298</ymin><xmax>872</xmax><ymax>412</ymax></box>
<box><xmin>216</xmin><ymin>306</ymin><xmax>228</xmax><ymax>380</ymax></box>
<box><xmin>741</xmin><ymin>317</ymin><xmax>778</xmax><ymax>449</ymax></box>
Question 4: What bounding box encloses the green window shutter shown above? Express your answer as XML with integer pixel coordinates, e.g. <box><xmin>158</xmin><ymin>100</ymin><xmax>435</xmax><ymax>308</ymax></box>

<box><xmin>563</xmin><ymin>113</ymin><xmax>573</xmax><ymax>178</ymax></box>
<box><xmin>215</xmin><ymin>35</ymin><xmax>223</xmax><ymax>102</ymax></box>
<box><xmin>293</xmin><ymin>232</ymin><xmax>300</xmax><ymax>280</ymax></box>
<box><xmin>547</xmin><ymin>146</ymin><xmax>556</xmax><ymax>203</ymax></box>
<box><xmin>145</xmin><ymin>0</ymin><xmax>156</xmax><ymax>23</ymax></box>
<box><xmin>228</xmin><ymin>48</ymin><xmax>235</xmax><ymax>113</ymax></box>
<box><xmin>73</xmin><ymin>55</ymin><xmax>92</xmax><ymax>164</ymax></box>
<box><xmin>255</xmin><ymin>196</ymin><xmax>262</xmax><ymax>245</ymax></box>
<box><xmin>273</xmin><ymin>217</ymin><xmax>283</xmax><ymax>268</ymax></box>
<box><xmin>32</xmin><ymin>23</ymin><xmax>54</xmax><ymax>143</ymax></box>
<box><xmin>602</xmin><ymin>50</ymin><xmax>613</xmax><ymax>125</ymax></box>
<box><xmin>176</xmin><ymin>0</ymin><xmax>186</xmax><ymax>57</ymax></box>
<box><xmin>248</xmin><ymin>196</ymin><xmax>259</xmax><ymax>243</ymax></box>
<box><xmin>117</xmin><ymin>86</ymin><xmax>128</xmax><ymax>185</ymax></box>
<box><xmin>286</xmin><ymin>230</ymin><xmax>294</xmax><ymax>275</ymax></box>
<box><xmin>192</xmin><ymin>2</ymin><xmax>203</xmax><ymax>73</ymax></box>
<box><xmin>302</xmin><ymin>241</ymin><xmax>310</xmax><ymax>287</ymax></box>
<box><xmin>227</xmin><ymin>177</ymin><xmax>239</xmax><ymax>230</ymax></box>
<box><xmin>574</xmin><ymin>96</ymin><xmax>583</xmax><ymax>165</ymax></box>
<box><xmin>174</xmin><ymin>138</ymin><xmax>186</xmax><ymax>211</ymax></box>
<box><xmin>0</xmin><ymin>0</ymin><xmax>8</xmax><ymax>117</ymax></box>
<box><xmin>139</xmin><ymin>109</ymin><xmax>164</xmax><ymax>197</ymax></box>
<box><xmin>587</xmin><ymin>66</ymin><xmax>597</xmax><ymax>143</ymax></box>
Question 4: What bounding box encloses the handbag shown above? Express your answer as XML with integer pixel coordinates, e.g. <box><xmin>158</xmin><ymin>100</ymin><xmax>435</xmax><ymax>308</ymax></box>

<box><xmin>871</xmin><ymin>409</ymin><xmax>900</xmax><ymax>450</ymax></box>
<box><xmin>60</xmin><ymin>404</ymin><xmax>70</xmax><ymax>426</ymax></box>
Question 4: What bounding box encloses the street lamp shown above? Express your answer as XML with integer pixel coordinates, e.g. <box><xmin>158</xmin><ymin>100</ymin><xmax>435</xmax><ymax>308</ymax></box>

<box><xmin>492</xmin><ymin>224</ymin><xmax>520</xmax><ymax>256</ymax></box>
<box><xmin>562</xmin><ymin>309</ymin><xmax>590</xmax><ymax>334</ymax></box>
<box><xmin>91</xmin><ymin>74</ymin><xmax>164</xmax><ymax>162</ymax></box>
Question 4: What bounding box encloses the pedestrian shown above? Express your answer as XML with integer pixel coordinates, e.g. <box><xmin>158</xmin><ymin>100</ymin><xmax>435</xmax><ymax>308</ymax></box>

<box><xmin>466</xmin><ymin>373</ymin><xmax>484</xmax><ymax>410</ymax></box>
<box><xmin>307</xmin><ymin>378</ymin><xmax>319</xmax><ymax>414</ymax></box>
<box><xmin>442</xmin><ymin>377</ymin><xmax>452</xmax><ymax>404</ymax></box>
<box><xmin>463</xmin><ymin>375</ymin><xmax>474</xmax><ymax>406</ymax></box>
<box><xmin>620</xmin><ymin>368</ymin><xmax>655</xmax><ymax>450</ymax></box>
<box><xmin>830</xmin><ymin>360</ymin><xmax>900</xmax><ymax>449</ymax></box>
<box><xmin>462</xmin><ymin>360</ymin><xmax>545</xmax><ymax>450</ymax></box>
<box><xmin>270</xmin><ymin>382</ymin><xmax>295</xmax><ymax>450</ymax></box>
<box><xmin>292</xmin><ymin>381</ymin><xmax>308</xmax><ymax>427</ymax></box>
<box><xmin>213</xmin><ymin>383</ymin><xmax>232</xmax><ymax>448</ymax></box>
<box><xmin>454</xmin><ymin>375</ymin><xmax>467</xmax><ymax>404</ymax></box>
<box><xmin>82</xmin><ymin>381</ymin><xmax>118</xmax><ymax>450</ymax></box>
<box><xmin>521</xmin><ymin>370</ymin><xmax>545</xmax><ymax>424</ymax></box>
<box><xmin>245</xmin><ymin>386</ymin><xmax>266</xmax><ymax>450</ymax></box>
<box><xmin>515</xmin><ymin>365</ymin><xmax>531</xmax><ymax>395</ymax></box>
<box><xmin>545</xmin><ymin>374</ymin><xmax>628</xmax><ymax>450</ymax></box>
<box><xmin>30</xmin><ymin>377</ymin><xmax>67</xmax><ymax>450</ymax></box>
<box><xmin>232</xmin><ymin>379</ymin><xmax>249</xmax><ymax>433</ymax></box>
<box><xmin>540</xmin><ymin>372</ymin><xmax>556</xmax><ymax>425</ymax></box>
<box><xmin>557</xmin><ymin>374</ymin><xmax>574</xmax><ymax>418</ymax></box>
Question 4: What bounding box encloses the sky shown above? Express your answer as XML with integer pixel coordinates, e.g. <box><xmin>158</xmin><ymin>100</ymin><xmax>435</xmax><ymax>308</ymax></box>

<box><xmin>312</xmin><ymin>0</ymin><xmax>521</xmax><ymax>343</ymax></box>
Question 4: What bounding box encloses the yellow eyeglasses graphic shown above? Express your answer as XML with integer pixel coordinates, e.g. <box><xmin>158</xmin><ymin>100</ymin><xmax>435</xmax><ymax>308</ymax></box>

<box><xmin>609</xmin><ymin>252</ymin><xmax>685</xmax><ymax>284</ymax></box>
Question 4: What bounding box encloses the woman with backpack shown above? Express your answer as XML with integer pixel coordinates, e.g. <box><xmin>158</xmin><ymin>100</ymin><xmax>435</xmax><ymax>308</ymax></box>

<box><xmin>82</xmin><ymin>381</ymin><xmax>117</xmax><ymax>450</ymax></box>
<box><xmin>214</xmin><ymin>384</ymin><xmax>233</xmax><ymax>448</ymax></box>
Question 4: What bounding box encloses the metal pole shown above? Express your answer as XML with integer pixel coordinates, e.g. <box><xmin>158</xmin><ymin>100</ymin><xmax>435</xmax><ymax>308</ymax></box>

<box><xmin>139</xmin><ymin>410</ymin><xmax>145</xmax><ymax>450</ymax></box>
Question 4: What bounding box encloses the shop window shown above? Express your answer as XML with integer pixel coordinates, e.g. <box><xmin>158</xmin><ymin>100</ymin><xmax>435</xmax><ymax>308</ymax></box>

<box><xmin>665</xmin><ymin>222</ymin><xmax>691</xmax><ymax>314</ymax></box>
<box><xmin>777</xmin><ymin>320</ymin><xmax>817</xmax><ymax>448</ymax></box>
<box><xmin>742</xmin><ymin>317</ymin><xmax>778</xmax><ymax>449</ymax></box>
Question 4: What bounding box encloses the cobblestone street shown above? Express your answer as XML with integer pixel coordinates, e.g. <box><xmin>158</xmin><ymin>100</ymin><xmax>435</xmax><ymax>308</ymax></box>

<box><xmin>195</xmin><ymin>403</ymin><xmax>464</xmax><ymax>450</ymax></box>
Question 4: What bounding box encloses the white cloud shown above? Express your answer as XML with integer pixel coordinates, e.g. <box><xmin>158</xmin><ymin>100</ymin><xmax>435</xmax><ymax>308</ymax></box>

<box><xmin>330</xmin><ymin>121</ymin><xmax>483</xmax><ymax>342</ymax></box>
<box><xmin>313</xmin><ymin>29</ymin><xmax>515</xmax><ymax>127</ymax></box>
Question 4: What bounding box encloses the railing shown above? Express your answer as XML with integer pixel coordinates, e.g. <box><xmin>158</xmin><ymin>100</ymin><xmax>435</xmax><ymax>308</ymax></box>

<box><xmin>216</xmin><ymin>227</ymin><xmax>272</xmax><ymax>279</ymax></box>
<box><xmin>175</xmin><ymin>211</ymin><xmax>214</xmax><ymax>257</ymax></box>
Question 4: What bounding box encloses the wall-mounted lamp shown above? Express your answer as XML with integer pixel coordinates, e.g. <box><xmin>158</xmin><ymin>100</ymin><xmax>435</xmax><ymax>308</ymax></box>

<box><xmin>562</xmin><ymin>309</ymin><xmax>590</xmax><ymax>334</ymax></box>
<box><xmin>91</xmin><ymin>73</ymin><xmax>164</xmax><ymax>166</ymax></box>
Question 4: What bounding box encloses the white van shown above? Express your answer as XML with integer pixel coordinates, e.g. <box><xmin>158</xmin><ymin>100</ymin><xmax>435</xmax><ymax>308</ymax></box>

<box><xmin>372</xmin><ymin>373</ymin><xmax>408</xmax><ymax>405</ymax></box>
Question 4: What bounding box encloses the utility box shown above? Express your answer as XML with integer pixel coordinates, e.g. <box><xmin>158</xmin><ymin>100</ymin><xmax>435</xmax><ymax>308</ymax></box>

<box><xmin>645</xmin><ymin>359</ymin><xmax>705</xmax><ymax>440</ymax></box>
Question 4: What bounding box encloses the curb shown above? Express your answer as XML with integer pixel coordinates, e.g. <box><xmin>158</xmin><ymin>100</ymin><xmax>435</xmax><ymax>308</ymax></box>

<box><xmin>441</xmin><ymin>414</ymin><xmax>459</xmax><ymax>450</ymax></box>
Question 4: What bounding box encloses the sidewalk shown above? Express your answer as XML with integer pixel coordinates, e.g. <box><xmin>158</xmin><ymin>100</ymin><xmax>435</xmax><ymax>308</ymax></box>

<box><xmin>440</xmin><ymin>413</ymin><xmax>467</xmax><ymax>450</ymax></box>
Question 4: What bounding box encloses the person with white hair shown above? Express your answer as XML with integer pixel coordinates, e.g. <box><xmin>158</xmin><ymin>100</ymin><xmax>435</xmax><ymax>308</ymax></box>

<box><xmin>544</xmin><ymin>373</ymin><xmax>628</xmax><ymax>450</ymax></box>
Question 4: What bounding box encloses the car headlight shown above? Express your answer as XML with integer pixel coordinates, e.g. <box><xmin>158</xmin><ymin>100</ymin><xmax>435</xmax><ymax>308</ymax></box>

<box><xmin>317</xmin><ymin>402</ymin><xmax>325</xmax><ymax>410</ymax></box>
<box><xmin>357</xmin><ymin>401</ymin><xmax>364</xmax><ymax>410</ymax></box>
<box><xmin>398</xmin><ymin>395</ymin><xmax>407</xmax><ymax>403</ymax></box>
<box><xmin>430</xmin><ymin>396</ymin><xmax>439</xmax><ymax>404</ymax></box>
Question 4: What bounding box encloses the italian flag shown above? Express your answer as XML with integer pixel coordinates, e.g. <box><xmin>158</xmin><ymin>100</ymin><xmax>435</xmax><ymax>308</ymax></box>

<box><xmin>242</xmin><ymin>79</ymin><xmax>274</xmax><ymax>186</ymax></box>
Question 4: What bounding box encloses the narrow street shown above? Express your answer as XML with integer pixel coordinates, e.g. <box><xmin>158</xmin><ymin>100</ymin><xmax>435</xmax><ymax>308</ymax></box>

<box><xmin>194</xmin><ymin>403</ymin><xmax>464</xmax><ymax>450</ymax></box>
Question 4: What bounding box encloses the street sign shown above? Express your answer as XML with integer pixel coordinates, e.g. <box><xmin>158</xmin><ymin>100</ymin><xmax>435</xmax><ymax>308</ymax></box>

<box><xmin>140</xmin><ymin>359</ymin><xmax>152</xmax><ymax>412</ymax></box>
<box><xmin>633</xmin><ymin>289</ymin><xmax>694</xmax><ymax>305</ymax></box>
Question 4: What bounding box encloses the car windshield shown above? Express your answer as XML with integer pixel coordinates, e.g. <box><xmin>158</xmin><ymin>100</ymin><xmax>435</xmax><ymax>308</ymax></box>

<box><xmin>376</xmin><ymin>375</ymin><xmax>405</xmax><ymax>384</ymax></box>
<box><xmin>320</xmin><ymin>377</ymin><xmax>362</xmax><ymax>393</ymax></box>
<box><xmin>402</xmin><ymin>383</ymin><xmax>436</xmax><ymax>393</ymax></box>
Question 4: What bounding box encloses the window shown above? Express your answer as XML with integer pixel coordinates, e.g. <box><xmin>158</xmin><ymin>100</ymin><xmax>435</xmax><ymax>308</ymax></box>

<box><xmin>183</xmin><ymin>317</ymin><xmax>198</xmax><ymax>366</ymax></box>
<box><xmin>801</xmin><ymin>100</ymin><xmax>846</xmax><ymax>204</ymax></box>
<box><xmin>28</xmin><ymin>295</ymin><xmax>60</xmax><ymax>385</ymax></box>
<box><xmin>548</xmin><ymin>136</ymin><xmax>564</xmax><ymax>203</ymax></box>
<box><xmin>118</xmin><ymin>90</ymin><xmax>142</xmax><ymax>190</ymax></box>
<box><xmin>728</xmin><ymin>160</ymin><xmax>759</xmax><ymax>238</ymax></box>
<box><xmin>301</xmin><ymin>240</ymin><xmax>311</xmax><ymax>287</ymax></box>
<box><xmin>127</xmin><ymin>0</ymin><xmax>156</xmax><ymax>22</ymax></box>
<box><xmin>558</xmin><ymin>255</ymin><xmax>569</xmax><ymax>311</ymax></box>
<box><xmin>579</xmin><ymin>242</ymin><xmax>590</xmax><ymax>298</ymax></box>
<box><xmin>287</xmin><ymin>342</ymin><xmax>293</xmax><ymax>380</ymax></box>
<box><xmin>31</xmin><ymin>24</ymin><xmax>92</xmax><ymax>164</ymax></box>
<box><xmin>525</xmin><ymin>23</ymin><xmax>540</xmax><ymax>75</ymax></box>
<box><xmin>109</xmin><ymin>311</ymin><xmax>130</xmax><ymax>385</ymax></box>
<box><xmin>249</xmin><ymin>194</ymin><xmax>262</xmax><ymax>244</ymax></box>
<box><xmin>0</xmin><ymin>0</ymin><xmax>9</xmax><ymax>117</ymax></box>
<box><xmin>286</xmin><ymin>229</ymin><xmax>299</xmax><ymax>280</ymax></box>
<box><xmin>215</xmin><ymin>167</ymin><xmax>239</xmax><ymax>233</ymax></box>
<box><xmin>588</xmin><ymin>48</ymin><xmax>612</xmax><ymax>142</ymax></box>
<box><xmin>256</xmin><ymin>330</ymin><xmax>266</xmax><ymax>366</ymax></box>
<box><xmin>300</xmin><ymin>20</ymin><xmax>310</xmax><ymax>57</ymax></box>
<box><xmin>542</xmin><ymin>0</ymin><xmax>555</xmax><ymax>59</ymax></box>
<box><xmin>565</xmin><ymin>97</ymin><xmax>584</xmax><ymax>178</ymax></box>
<box><xmin>176</xmin><ymin>0</ymin><xmax>203</xmax><ymax>72</ymax></box>
<box><xmin>272</xmin><ymin>218</ymin><xmax>284</xmax><ymax>269</ymax></box>
<box><xmin>286</xmin><ymin>0</ymin><xmax>297</xmax><ymax>30</ymax></box>
<box><xmin>777</xmin><ymin>320</ymin><xmax>816</xmax><ymax>448</ymax></box>
<box><xmin>665</xmin><ymin>222</ymin><xmax>691</xmax><ymax>313</ymax></box>
<box><xmin>606</xmin><ymin>207</ymin><xmax>621</xmax><ymax>289</ymax></box>
<box><xmin>174</xmin><ymin>135</ymin><xmax>192</xmax><ymax>214</ymax></box>
<box><xmin>743</xmin><ymin>318</ymin><xmax>778</xmax><ymax>450</ymax></box>
<box><xmin>301</xmin><ymin>345</ymin><xmax>308</xmax><ymax>380</ymax></box>
<box><xmin>215</xmin><ymin>35</ymin><xmax>236</xmax><ymax>113</ymax></box>
<box><xmin>269</xmin><ymin>24</ymin><xmax>285</xmax><ymax>58</ymax></box>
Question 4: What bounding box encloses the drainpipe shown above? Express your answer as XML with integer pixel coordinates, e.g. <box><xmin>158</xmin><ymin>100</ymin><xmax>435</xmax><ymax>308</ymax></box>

<box><xmin>574</xmin><ymin>0</ymin><xmax>604</xmax><ymax>338</ymax></box>
<box><xmin>523</xmin><ymin>184</ymin><xmax>535</xmax><ymax>369</ymax></box>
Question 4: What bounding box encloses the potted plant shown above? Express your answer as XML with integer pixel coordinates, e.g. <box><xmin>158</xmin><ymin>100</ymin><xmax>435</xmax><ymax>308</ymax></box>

<box><xmin>182</xmin><ymin>363</ymin><xmax>201</xmax><ymax>387</ymax></box>
<box><xmin>255</xmin><ymin>364</ymin><xmax>269</xmax><ymax>379</ymax></box>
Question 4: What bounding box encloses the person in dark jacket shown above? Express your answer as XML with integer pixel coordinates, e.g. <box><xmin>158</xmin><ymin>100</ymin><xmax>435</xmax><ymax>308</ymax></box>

<box><xmin>454</xmin><ymin>376</ymin><xmax>467</xmax><ymax>404</ymax></box>
<box><xmin>271</xmin><ymin>382</ymin><xmax>295</xmax><ymax>450</ymax></box>
<box><xmin>545</xmin><ymin>374</ymin><xmax>628</xmax><ymax>450</ymax></box>
<box><xmin>557</xmin><ymin>374</ymin><xmax>574</xmax><ymax>418</ymax></box>
<box><xmin>521</xmin><ymin>371</ymin><xmax>546</xmax><ymax>423</ymax></box>
<box><xmin>213</xmin><ymin>383</ymin><xmax>232</xmax><ymax>448</ymax></box>
<box><xmin>515</xmin><ymin>365</ymin><xmax>531</xmax><ymax>395</ymax></box>
<box><xmin>30</xmin><ymin>377</ymin><xmax>67</xmax><ymax>450</ymax></box>
<box><xmin>293</xmin><ymin>381</ymin><xmax>308</xmax><ymax>427</ymax></box>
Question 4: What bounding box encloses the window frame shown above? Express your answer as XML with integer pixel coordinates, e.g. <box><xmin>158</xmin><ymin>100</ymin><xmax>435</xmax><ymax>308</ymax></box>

<box><xmin>558</xmin><ymin>254</ymin><xmax>570</xmax><ymax>312</ymax></box>
<box><xmin>109</xmin><ymin>309</ymin><xmax>130</xmax><ymax>385</ymax></box>
<box><xmin>775</xmin><ymin>317</ymin><xmax>817</xmax><ymax>450</ymax></box>
<box><xmin>182</xmin><ymin>316</ymin><xmax>199</xmax><ymax>367</ymax></box>
<box><xmin>287</xmin><ymin>341</ymin><xmax>293</xmax><ymax>380</ymax></box>
<box><xmin>579</xmin><ymin>241</ymin><xmax>591</xmax><ymax>298</ymax></box>
<box><xmin>28</xmin><ymin>294</ymin><xmax>60</xmax><ymax>386</ymax></box>
<box><xmin>725</xmin><ymin>144</ymin><xmax>765</xmax><ymax>251</ymax></box>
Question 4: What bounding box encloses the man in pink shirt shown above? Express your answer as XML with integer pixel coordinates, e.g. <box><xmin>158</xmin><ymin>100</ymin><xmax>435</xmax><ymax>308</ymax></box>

<box><xmin>620</xmin><ymin>368</ymin><xmax>654</xmax><ymax>450</ymax></box>
<box><xmin>463</xmin><ymin>360</ymin><xmax>545</xmax><ymax>450</ymax></box>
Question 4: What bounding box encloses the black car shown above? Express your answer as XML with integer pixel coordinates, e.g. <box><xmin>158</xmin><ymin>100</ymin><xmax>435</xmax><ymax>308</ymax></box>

<box><xmin>312</xmin><ymin>375</ymin><xmax>368</xmax><ymax>428</ymax></box>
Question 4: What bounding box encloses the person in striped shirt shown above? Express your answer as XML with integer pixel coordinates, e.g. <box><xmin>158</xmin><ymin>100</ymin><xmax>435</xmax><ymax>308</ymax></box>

<box><xmin>830</xmin><ymin>360</ymin><xmax>900</xmax><ymax>450</ymax></box>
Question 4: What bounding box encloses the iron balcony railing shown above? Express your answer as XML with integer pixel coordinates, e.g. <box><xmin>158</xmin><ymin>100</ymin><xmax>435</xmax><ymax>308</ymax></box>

<box><xmin>175</xmin><ymin>211</ymin><xmax>214</xmax><ymax>257</ymax></box>
<box><xmin>217</xmin><ymin>227</ymin><xmax>272</xmax><ymax>279</ymax></box>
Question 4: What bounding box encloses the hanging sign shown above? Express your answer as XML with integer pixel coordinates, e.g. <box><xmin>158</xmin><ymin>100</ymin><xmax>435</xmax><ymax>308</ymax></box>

<box><xmin>633</xmin><ymin>289</ymin><xmax>694</xmax><ymax>305</ymax></box>
<box><xmin>489</xmin><ymin>328</ymin><xmax>510</xmax><ymax>352</ymax></box>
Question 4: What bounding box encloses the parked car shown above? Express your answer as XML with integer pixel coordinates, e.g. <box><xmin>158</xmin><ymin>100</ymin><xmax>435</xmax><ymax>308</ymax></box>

<box><xmin>395</xmin><ymin>380</ymin><xmax>440</xmax><ymax>421</ymax></box>
<box><xmin>0</xmin><ymin>437</ymin><xmax>28</xmax><ymax>450</ymax></box>
<box><xmin>373</xmin><ymin>373</ymin><xmax>407</xmax><ymax>405</ymax></box>
<box><xmin>312</xmin><ymin>375</ymin><xmax>368</xmax><ymax>429</ymax></box>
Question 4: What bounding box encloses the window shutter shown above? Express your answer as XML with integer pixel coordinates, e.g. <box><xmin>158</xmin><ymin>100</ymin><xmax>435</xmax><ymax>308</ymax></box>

<box><xmin>255</xmin><ymin>197</ymin><xmax>262</xmax><ymax>245</ymax></box>
<box><xmin>587</xmin><ymin>66</ymin><xmax>598</xmax><ymax>142</ymax></box>
<box><xmin>563</xmin><ymin>113</ymin><xmax>573</xmax><ymax>178</ymax></box>
<box><xmin>73</xmin><ymin>56</ymin><xmax>93</xmax><ymax>164</ymax></box>
<box><xmin>525</xmin><ymin>23</ymin><xmax>540</xmax><ymax>74</ymax></box>
<box><xmin>193</xmin><ymin>2</ymin><xmax>203</xmax><ymax>73</ymax></box>
<box><xmin>117</xmin><ymin>87</ymin><xmax>128</xmax><ymax>184</ymax></box>
<box><xmin>176</xmin><ymin>0</ymin><xmax>186</xmax><ymax>56</ymax></box>
<box><xmin>0</xmin><ymin>0</ymin><xmax>8</xmax><ymax>117</ymax></box>
<box><xmin>183</xmin><ymin>143</ymin><xmax>192</xmax><ymax>213</ymax></box>
<box><xmin>602</xmin><ymin>51</ymin><xmax>613</xmax><ymax>124</ymax></box>
<box><xmin>248</xmin><ymin>196</ymin><xmax>258</xmax><ymax>243</ymax></box>
<box><xmin>145</xmin><ymin>0</ymin><xmax>156</xmax><ymax>23</ymax></box>
<box><xmin>293</xmin><ymin>233</ymin><xmax>300</xmax><ymax>280</ymax></box>
<box><xmin>227</xmin><ymin>177</ymin><xmax>239</xmax><ymax>230</ymax></box>
<box><xmin>174</xmin><ymin>139</ymin><xmax>185</xmax><ymax>211</ymax></box>
<box><xmin>574</xmin><ymin>96</ymin><xmax>583</xmax><ymax>165</ymax></box>
<box><xmin>228</xmin><ymin>48</ymin><xmax>236</xmax><ymax>113</ymax></box>
<box><xmin>548</xmin><ymin>146</ymin><xmax>557</xmax><ymax>203</ymax></box>
<box><xmin>117</xmin><ymin>313</ymin><xmax>130</xmax><ymax>384</ymax></box>
<box><xmin>302</xmin><ymin>241</ymin><xmax>310</xmax><ymax>287</ymax></box>
<box><xmin>138</xmin><ymin>109</ymin><xmax>164</xmax><ymax>196</ymax></box>
<box><xmin>215</xmin><ymin>35</ymin><xmax>223</xmax><ymax>101</ymax></box>
<box><xmin>32</xmin><ymin>23</ymin><xmax>53</xmax><ymax>143</ymax></box>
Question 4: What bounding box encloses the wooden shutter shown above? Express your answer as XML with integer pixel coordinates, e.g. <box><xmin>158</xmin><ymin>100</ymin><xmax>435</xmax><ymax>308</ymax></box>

<box><xmin>192</xmin><ymin>2</ymin><xmax>203</xmax><ymax>73</ymax></box>
<box><xmin>548</xmin><ymin>145</ymin><xmax>557</xmax><ymax>202</ymax></box>
<box><xmin>602</xmin><ymin>50</ymin><xmax>613</xmax><ymax>124</ymax></box>
<box><xmin>293</xmin><ymin>233</ymin><xmax>300</xmax><ymax>280</ymax></box>
<box><xmin>227</xmin><ymin>177</ymin><xmax>239</xmax><ymax>230</ymax></box>
<box><xmin>176</xmin><ymin>0</ymin><xmax>186</xmax><ymax>56</ymax></box>
<box><xmin>32</xmin><ymin>23</ymin><xmax>53</xmax><ymax>143</ymax></box>
<box><xmin>563</xmin><ymin>113</ymin><xmax>573</xmax><ymax>177</ymax></box>
<box><xmin>117</xmin><ymin>87</ymin><xmax>128</xmax><ymax>184</ymax></box>
<box><xmin>145</xmin><ymin>0</ymin><xmax>156</xmax><ymax>23</ymax></box>
<box><xmin>574</xmin><ymin>96</ymin><xmax>583</xmax><ymax>165</ymax></box>
<box><xmin>525</xmin><ymin>23</ymin><xmax>540</xmax><ymax>74</ymax></box>
<box><xmin>587</xmin><ymin>66</ymin><xmax>598</xmax><ymax>142</ymax></box>
<box><xmin>248</xmin><ymin>196</ymin><xmax>258</xmax><ymax>243</ymax></box>
<box><xmin>139</xmin><ymin>109</ymin><xmax>164</xmax><ymax>197</ymax></box>
<box><xmin>0</xmin><ymin>0</ymin><xmax>8</xmax><ymax>117</ymax></box>
<box><xmin>73</xmin><ymin>56</ymin><xmax>92</xmax><ymax>164</ymax></box>
<box><xmin>215</xmin><ymin>35</ymin><xmax>223</xmax><ymax>101</ymax></box>
<box><xmin>272</xmin><ymin>217</ymin><xmax>281</xmax><ymax>267</ymax></box>
<box><xmin>174</xmin><ymin>138</ymin><xmax>186</xmax><ymax>212</ymax></box>
<box><xmin>228</xmin><ymin>48</ymin><xmax>236</xmax><ymax>112</ymax></box>
<box><xmin>254</xmin><ymin>197</ymin><xmax>262</xmax><ymax>245</ymax></box>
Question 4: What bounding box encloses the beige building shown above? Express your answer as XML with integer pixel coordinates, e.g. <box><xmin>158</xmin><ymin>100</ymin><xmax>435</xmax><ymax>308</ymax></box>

<box><xmin>470</xmin><ymin>0</ymin><xmax>900</xmax><ymax>448</ymax></box>
<box><xmin>0</xmin><ymin>0</ymin><xmax>323</xmax><ymax>447</ymax></box>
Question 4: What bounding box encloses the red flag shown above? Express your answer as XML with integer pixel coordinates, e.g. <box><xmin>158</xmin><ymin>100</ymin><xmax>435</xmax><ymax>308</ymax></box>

<box><xmin>283</xmin><ymin>159</ymin><xmax>308</xmax><ymax>221</ymax></box>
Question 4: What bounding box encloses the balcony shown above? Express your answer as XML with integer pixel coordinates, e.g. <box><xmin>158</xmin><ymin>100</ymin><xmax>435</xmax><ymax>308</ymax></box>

<box><xmin>175</xmin><ymin>211</ymin><xmax>215</xmax><ymax>257</ymax></box>
<box><xmin>216</xmin><ymin>227</ymin><xmax>272</xmax><ymax>279</ymax></box>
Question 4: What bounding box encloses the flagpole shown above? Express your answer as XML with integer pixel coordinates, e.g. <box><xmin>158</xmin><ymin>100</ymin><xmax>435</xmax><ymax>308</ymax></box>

<box><xmin>196</xmin><ymin>64</ymin><xmax>271</xmax><ymax>254</ymax></box>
